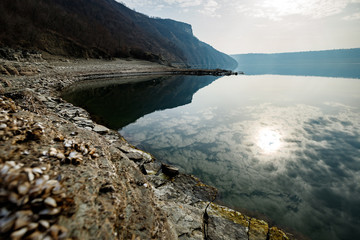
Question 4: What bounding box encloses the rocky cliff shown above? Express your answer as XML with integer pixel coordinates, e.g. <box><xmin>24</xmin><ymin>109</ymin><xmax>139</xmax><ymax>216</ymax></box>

<box><xmin>0</xmin><ymin>0</ymin><xmax>237</xmax><ymax>69</ymax></box>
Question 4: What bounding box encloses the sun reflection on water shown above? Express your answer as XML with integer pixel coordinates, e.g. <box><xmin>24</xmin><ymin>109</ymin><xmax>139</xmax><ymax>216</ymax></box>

<box><xmin>257</xmin><ymin>128</ymin><xmax>282</xmax><ymax>153</ymax></box>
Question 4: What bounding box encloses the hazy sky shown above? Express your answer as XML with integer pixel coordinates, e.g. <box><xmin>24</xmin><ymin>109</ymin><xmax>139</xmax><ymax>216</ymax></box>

<box><xmin>119</xmin><ymin>0</ymin><xmax>360</xmax><ymax>54</ymax></box>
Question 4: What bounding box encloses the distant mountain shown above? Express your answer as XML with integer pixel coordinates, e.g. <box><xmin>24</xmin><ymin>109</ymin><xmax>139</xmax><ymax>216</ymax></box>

<box><xmin>0</xmin><ymin>0</ymin><xmax>237</xmax><ymax>69</ymax></box>
<box><xmin>231</xmin><ymin>48</ymin><xmax>360</xmax><ymax>78</ymax></box>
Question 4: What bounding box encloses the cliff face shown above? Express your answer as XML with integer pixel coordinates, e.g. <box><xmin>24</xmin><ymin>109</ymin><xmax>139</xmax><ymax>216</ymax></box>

<box><xmin>149</xmin><ymin>18</ymin><xmax>238</xmax><ymax>69</ymax></box>
<box><xmin>0</xmin><ymin>0</ymin><xmax>237</xmax><ymax>69</ymax></box>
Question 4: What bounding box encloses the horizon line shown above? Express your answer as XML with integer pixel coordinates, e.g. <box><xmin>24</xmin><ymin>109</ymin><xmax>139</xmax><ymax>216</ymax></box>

<box><xmin>229</xmin><ymin>47</ymin><xmax>360</xmax><ymax>56</ymax></box>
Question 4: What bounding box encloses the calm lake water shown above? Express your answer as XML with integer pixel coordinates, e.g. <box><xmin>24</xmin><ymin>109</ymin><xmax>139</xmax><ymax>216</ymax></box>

<box><xmin>63</xmin><ymin>70</ymin><xmax>360</xmax><ymax>240</ymax></box>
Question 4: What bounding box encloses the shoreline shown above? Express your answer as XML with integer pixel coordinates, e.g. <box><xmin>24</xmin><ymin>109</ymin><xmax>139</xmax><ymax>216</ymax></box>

<box><xmin>77</xmin><ymin>68</ymin><xmax>238</xmax><ymax>81</ymax></box>
<box><xmin>0</xmin><ymin>56</ymin><xmax>295</xmax><ymax>239</ymax></box>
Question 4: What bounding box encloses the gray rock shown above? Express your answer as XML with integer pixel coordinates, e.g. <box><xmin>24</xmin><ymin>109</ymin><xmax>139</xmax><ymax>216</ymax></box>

<box><xmin>161</xmin><ymin>163</ymin><xmax>179</xmax><ymax>177</ymax></box>
<box><xmin>118</xmin><ymin>145</ymin><xmax>132</xmax><ymax>153</ymax></box>
<box><xmin>93</xmin><ymin>124</ymin><xmax>109</xmax><ymax>134</ymax></box>
<box><xmin>36</xmin><ymin>94</ymin><xmax>48</xmax><ymax>102</ymax></box>
<box><xmin>73</xmin><ymin>116</ymin><xmax>89</xmax><ymax>122</ymax></box>
<box><xmin>159</xmin><ymin>201</ymin><xmax>204</xmax><ymax>240</ymax></box>
<box><xmin>126</xmin><ymin>152</ymin><xmax>143</xmax><ymax>161</ymax></box>
<box><xmin>143</xmin><ymin>161</ymin><xmax>162</xmax><ymax>174</ymax></box>
<box><xmin>207</xmin><ymin>215</ymin><xmax>248</xmax><ymax>240</ymax></box>
<box><xmin>0</xmin><ymin>65</ymin><xmax>10</xmax><ymax>75</ymax></box>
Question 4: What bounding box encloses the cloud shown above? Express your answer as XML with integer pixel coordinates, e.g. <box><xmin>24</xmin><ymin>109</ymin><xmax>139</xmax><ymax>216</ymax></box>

<box><xmin>119</xmin><ymin>0</ymin><xmax>204</xmax><ymax>9</ymax></box>
<box><xmin>121</xmin><ymin>0</ymin><xmax>360</xmax><ymax>22</ymax></box>
<box><xmin>343</xmin><ymin>12</ymin><xmax>360</xmax><ymax>20</ymax></box>
<box><xmin>164</xmin><ymin>0</ymin><xmax>203</xmax><ymax>8</ymax></box>
<box><xmin>121</xmin><ymin>92</ymin><xmax>360</xmax><ymax>239</ymax></box>
<box><xmin>198</xmin><ymin>0</ymin><xmax>221</xmax><ymax>17</ymax></box>
<box><xmin>120</xmin><ymin>0</ymin><xmax>222</xmax><ymax>17</ymax></box>
<box><xmin>118</xmin><ymin>0</ymin><xmax>203</xmax><ymax>8</ymax></box>
<box><xmin>236</xmin><ymin>0</ymin><xmax>357</xmax><ymax>20</ymax></box>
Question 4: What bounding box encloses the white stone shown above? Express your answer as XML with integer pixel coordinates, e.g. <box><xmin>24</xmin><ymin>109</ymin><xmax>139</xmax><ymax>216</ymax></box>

<box><xmin>93</xmin><ymin>124</ymin><xmax>109</xmax><ymax>134</ymax></box>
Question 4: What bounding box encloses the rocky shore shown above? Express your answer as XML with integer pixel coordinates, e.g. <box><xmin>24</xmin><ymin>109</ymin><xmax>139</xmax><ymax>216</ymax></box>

<box><xmin>0</xmin><ymin>52</ymin><xmax>294</xmax><ymax>239</ymax></box>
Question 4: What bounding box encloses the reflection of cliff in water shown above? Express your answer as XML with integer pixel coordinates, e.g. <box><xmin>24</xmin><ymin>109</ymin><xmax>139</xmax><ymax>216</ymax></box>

<box><xmin>62</xmin><ymin>75</ymin><xmax>219</xmax><ymax>129</ymax></box>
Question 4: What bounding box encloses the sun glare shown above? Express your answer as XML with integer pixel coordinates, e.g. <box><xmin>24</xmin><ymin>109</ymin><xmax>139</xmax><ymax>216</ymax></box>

<box><xmin>257</xmin><ymin>128</ymin><xmax>282</xmax><ymax>153</ymax></box>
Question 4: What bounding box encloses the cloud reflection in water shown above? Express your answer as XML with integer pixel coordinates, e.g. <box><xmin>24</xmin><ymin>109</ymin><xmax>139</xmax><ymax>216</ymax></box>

<box><xmin>121</xmin><ymin>75</ymin><xmax>360</xmax><ymax>240</ymax></box>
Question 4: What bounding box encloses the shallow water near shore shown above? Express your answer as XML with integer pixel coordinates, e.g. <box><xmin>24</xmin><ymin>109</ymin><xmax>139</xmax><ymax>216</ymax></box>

<box><xmin>63</xmin><ymin>73</ymin><xmax>360</xmax><ymax>240</ymax></box>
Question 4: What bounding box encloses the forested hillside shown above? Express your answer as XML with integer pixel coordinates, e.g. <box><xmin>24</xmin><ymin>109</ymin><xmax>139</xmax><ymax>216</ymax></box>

<box><xmin>0</xmin><ymin>0</ymin><xmax>237</xmax><ymax>69</ymax></box>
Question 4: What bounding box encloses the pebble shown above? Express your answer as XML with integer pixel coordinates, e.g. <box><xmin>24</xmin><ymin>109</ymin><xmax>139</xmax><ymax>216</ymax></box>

<box><xmin>44</xmin><ymin>197</ymin><xmax>57</xmax><ymax>208</ymax></box>
<box><xmin>39</xmin><ymin>220</ymin><xmax>50</xmax><ymax>229</ymax></box>
<box><xmin>0</xmin><ymin>161</ymin><xmax>69</xmax><ymax>239</ymax></box>
<box><xmin>10</xmin><ymin>227</ymin><xmax>28</xmax><ymax>239</ymax></box>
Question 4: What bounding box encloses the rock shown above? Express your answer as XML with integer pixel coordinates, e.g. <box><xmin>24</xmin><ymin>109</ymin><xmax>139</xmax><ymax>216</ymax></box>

<box><xmin>119</xmin><ymin>145</ymin><xmax>132</xmax><ymax>153</ymax></box>
<box><xmin>153</xmin><ymin>173</ymin><xmax>217</xmax><ymax>206</ymax></box>
<box><xmin>44</xmin><ymin>197</ymin><xmax>57</xmax><ymax>208</ymax></box>
<box><xmin>202</xmin><ymin>202</ymin><xmax>251</xmax><ymax>239</ymax></box>
<box><xmin>19</xmin><ymin>66</ymin><xmax>38</xmax><ymax>76</ymax></box>
<box><xmin>158</xmin><ymin>201</ymin><xmax>204</xmax><ymax>240</ymax></box>
<box><xmin>119</xmin><ymin>145</ymin><xmax>153</xmax><ymax>163</ymax></box>
<box><xmin>249</xmin><ymin>218</ymin><xmax>269</xmax><ymax>240</ymax></box>
<box><xmin>0</xmin><ymin>48</ymin><xmax>42</xmax><ymax>61</ymax></box>
<box><xmin>73</xmin><ymin>116</ymin><xmax>94</xmax><ymax>129</ymax></box>
<box><xmin>93</xmin><ymin>124</ymin><xmax>109</xmax><ymax>134</ymax></box>
<box><xmin>4</xmin><ymin>65</ymin><xmax>19</xmax><ymax>76</ymax></box>
<box><xmin>206</xmin><ymin>203</ymin><xmax>249</xmax><ymax>228</ymax></box>
<box><xmin>36</xmin><ymin>94</ymin><xmax>48</xmax><ymax>103</ymax></box>
<box><xmin>143</xmin><ymin>161</ymin><xmax>162</xmax><ymax>174</ymax></box>
<box><xmin>0</xmin><ymin>159</ymin><xmax>69</xmax><ymax>238</ymax></box>
<box><xmin>161</xmin><ymin>163</ymin><xmax>179</xmax><ymax>177</ymax></box>
<box><xmin>151</xmin><ymin>171</ymin><xmax>252</xmax><ymax>239</ymax></box>
<box><xmin>19</xmin><ymin>71</ymin><xmax>36</xmax><ymax>76</ymax></box>
<box><xmin>0</xmin><ymin>77</ymin><xmax>12</xmax><ymax>87</ymax></box>
<box><xmin>268</xmin><ymin>227</ymin><xmax>290</xmax><ymax>240</ymax></box>
<box><xmin>207</xmin><ymin>215</ymin><xmax>249</xmax><ymax>240</ymax></box>
<box><xmin>10</xmin><ymin>227</ymin><xmax>27</xmax><ymax>239</ymax></box>
<box><xmin>139</xmin><ymin>164</ymin><xmax>147</xmax><ymax>175</ymax></box>
<box><xmin>126</xmin><ymin>152</ymin><xmax>143</xmax><ymax>161</ymax></box>
<box><xmin>0</xmin><ymin>65</ymin><xmax>10</xmax><ymax>75</ymax></box>
<box><xmin>99</xmin><ymin>183</ymin><xmax>115</xmax><ymax>194</ymax></box>
<box><xmin>73</xmin><ymin>116</ymin><xmax>88</xmax><ymax>122</ymax></box>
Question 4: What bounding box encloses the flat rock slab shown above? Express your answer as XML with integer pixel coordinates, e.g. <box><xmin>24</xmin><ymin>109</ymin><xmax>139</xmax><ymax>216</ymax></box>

<box><xmin>161</xmin><ymin>163</ymin><xmax>179</xmax><ymax>177</ymax></box>
<box><xmin>93</xmin><ymin>124</ymin><xmax>110</xmax><ymax>134</ymax></box>
<box><xmin>126</xmin><ymin>152</ymin><xmax>143</xmax><ymax>161</ymax></box>
<box><xmin>207</xmin><ymin>215</ymin><xmax>249</xmax><ymax>240</ymax></box>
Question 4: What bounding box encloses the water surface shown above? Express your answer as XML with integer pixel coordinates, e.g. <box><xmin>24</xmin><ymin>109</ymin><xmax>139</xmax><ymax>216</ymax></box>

<box><xmin>121</xmin><ymin>75</ymin><xmax>360</xmax><ymax>240</ymax></box>
<box><xmin>233</xmin><ymin>49</ymin><xmax>360</xmax><ymax>78</ymax></box>
<box><xmin>64</xmin><ymin>73</ymin><xmax>360</xmax><ymax>240</ymax></box>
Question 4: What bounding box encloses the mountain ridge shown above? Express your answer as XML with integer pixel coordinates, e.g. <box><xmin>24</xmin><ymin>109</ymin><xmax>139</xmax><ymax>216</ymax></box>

<box><xmin>0</xmin><ymin>0</ymin><xmax>237</xmax><ymax>69</ymax></box>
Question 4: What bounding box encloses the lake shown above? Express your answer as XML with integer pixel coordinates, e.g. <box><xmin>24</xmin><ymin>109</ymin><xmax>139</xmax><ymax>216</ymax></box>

<box><xmin>63</xmin><ymin>70</ymin><xmax>360</xmax><ymax>240</ymax></box>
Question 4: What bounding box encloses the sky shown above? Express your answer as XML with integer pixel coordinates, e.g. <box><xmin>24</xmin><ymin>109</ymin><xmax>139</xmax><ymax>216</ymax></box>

<box><xmin>118</xmin><ymin>0</ymin><xmax>360</xmax><ymax>54</ymax></box>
